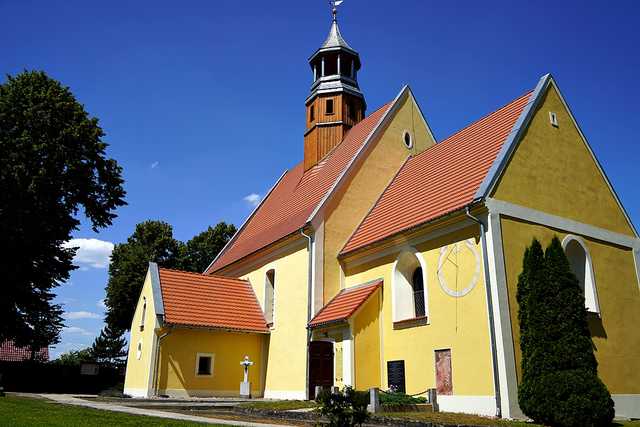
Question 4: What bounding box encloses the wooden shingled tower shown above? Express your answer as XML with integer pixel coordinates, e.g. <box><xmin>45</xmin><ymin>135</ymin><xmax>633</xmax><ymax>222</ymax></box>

<box><xmin>304</xmin><ymin>4</ymin><xmax>366</xmax><ymax>171</ymax></box>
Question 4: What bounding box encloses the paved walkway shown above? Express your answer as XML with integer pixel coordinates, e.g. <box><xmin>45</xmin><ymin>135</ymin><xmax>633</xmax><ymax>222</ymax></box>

<box><xmin>37</xmin><ymin>394</ymin><xmax>290</xmax><ymax>427</ymax></box>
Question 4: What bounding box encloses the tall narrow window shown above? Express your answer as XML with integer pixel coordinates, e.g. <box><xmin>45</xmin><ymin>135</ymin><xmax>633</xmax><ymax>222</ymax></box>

<box><xmin>562</xmin><ymin>235</ymin><xmax>600</xmax><ymax>314</ymax></box>
<box><xmin>347</xmin><ymin>100</ymin><xmax>356</xmax><ymax>121</ymax></box>
<box><xmin>310</xmin><ymin>105</ymin><xmax>315</xmax><ymax>122</ymax></box>
<box><xmin>140</xmin><ymin>297</ymin><xmax>146</xmax><ymax>331</ymax></box>
<box><xmin>326</xmin><ymin>99</ymin><xmax>334</xmax><ymax>115</ymax></box>
<box><xmin>412</xmin><ymin>268</ymin><xmax>425</xmax><ymax>317</ymax></box>
<box><xmin>265</xmin><ymin>269</ymin><xmax>275</xmax><ymax>326</ymax></box>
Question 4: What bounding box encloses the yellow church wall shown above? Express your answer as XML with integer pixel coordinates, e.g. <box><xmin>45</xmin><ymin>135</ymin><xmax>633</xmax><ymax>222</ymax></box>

<box><xmin>492</xmin><ymin>85</ymin><xmax>635</xmax><ymax>237</ymax></box>
<box><xmin>344</xmin><ymin>226</ymin><xmax>495</xmax><ymax>397</ymax></box>
<box><xmin>156</xmin><ymin>328</ymin><xmax>265</xmax><ymax>397</ymax></box>
<box><xmin>323</xmin><ymin>93</ymin><xmax>436</xmax><ymax>305</ymax></box>
<box><xmin>124</xmin><ymin>270</ymin><xmax>158</xmax><ymax>397</ymax></box>
<box><xmin>500</xmin><ymin>217</ymin><xmax>640</xmax><ymax>394</ymax></box>
<box><xmin>353</xmin><ymin>290</ymin><xmax>382</xmax><ymax>390</ymax></box>
<box><xmin>240</xmin><ymin>245</ymin><xmax>310</xmax><ymax>398</ymax></box>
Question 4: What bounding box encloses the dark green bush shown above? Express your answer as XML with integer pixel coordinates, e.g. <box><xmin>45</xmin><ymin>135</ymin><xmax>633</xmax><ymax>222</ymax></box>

<box><xmin>517</xmin><ymin>237</ymin><xmax>614</xmax><ymax>427</ymax></box>
<box><xmin>379</xmin><ymin>391</ymin><xmax>427</xmax><ymax>406</ymax></box>
<box><xmin>316</xmin><ymin>386</ymin><xmax>370</xmax><ymax>427</ymax></box>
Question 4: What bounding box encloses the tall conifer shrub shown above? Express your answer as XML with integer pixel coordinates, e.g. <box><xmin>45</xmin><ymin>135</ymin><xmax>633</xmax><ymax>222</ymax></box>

<box><xmin>517</xmin><ymin>237</ymin><xmax>614</xmax><ymax>427</ymax></box>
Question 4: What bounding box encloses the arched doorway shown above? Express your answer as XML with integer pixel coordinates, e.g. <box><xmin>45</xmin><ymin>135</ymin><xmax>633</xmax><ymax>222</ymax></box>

<box><xmin>308</xmin><ymin>340</ymin><xmax>334</xmax><ymax>399</ymax></box>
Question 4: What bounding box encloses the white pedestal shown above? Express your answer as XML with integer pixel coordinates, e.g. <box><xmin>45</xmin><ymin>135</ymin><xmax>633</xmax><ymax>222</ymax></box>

<box><xmin>240</xmin><ymin>381</ymin><xmax>251</xmax><ymax>398</ymax></box>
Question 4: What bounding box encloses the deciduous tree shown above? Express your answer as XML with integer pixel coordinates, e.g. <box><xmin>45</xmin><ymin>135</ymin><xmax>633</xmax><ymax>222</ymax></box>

<box><xmin>0</xmin><ymin>70</ymin><xmax>125</xmax><ymax>350</ymax></box>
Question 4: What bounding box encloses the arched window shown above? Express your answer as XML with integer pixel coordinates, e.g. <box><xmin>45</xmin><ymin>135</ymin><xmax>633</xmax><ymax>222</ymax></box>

<box><xmin>562</xmin><ymin>235</ymin><xmax>599</xmax><ymax>314</ymax></box>
<box><xmin>393</xmin><ymin>249</ymin><xmax>428</xmax><ymax>322</ymax></box>
<box><xmin>264</xmin><ymin>269</ymin><xmax>275</xmax><ymax>326</ymax></box>
<box><xmin>412</xmin><ymin>268</ymin><xmax>425</xmax><ymax>318</ymax></box>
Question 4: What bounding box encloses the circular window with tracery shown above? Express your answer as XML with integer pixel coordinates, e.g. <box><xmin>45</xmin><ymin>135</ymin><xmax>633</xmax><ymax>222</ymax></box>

<box><xmin>403</xmin><ymin>130</ymin><xmax>413</xmax><ymax>149</ymax></box>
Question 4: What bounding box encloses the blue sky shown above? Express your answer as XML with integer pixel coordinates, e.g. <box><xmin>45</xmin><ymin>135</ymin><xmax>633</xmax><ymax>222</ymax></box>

<box><xmin>2</xmin><ymin>0</ymin><xmax>639</xmax><ymax>358</ymax></box>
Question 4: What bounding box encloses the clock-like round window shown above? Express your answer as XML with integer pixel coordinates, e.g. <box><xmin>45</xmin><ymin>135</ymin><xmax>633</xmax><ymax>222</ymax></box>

<box><xmin>437</xmin><ymin>238</ymin><xmax>481</xmax><ymax>297</ymax></box>
<box><xmin>403</xmin><ymin>130</ymin><xmax>413</xmax><ymax>149</ymax></box>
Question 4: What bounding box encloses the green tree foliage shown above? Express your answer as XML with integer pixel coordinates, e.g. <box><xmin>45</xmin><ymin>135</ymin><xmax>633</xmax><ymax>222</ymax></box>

<box><xmin>105</xmin><ymin>220</ymin><xmax>181</xmax><ymax>331</ymax></box>
<box><xmin>517</xmin><ymin>237</ymin><xmax>614</xmax><ymax>427</ymax></box>
<box><xmin>104</xmin><ymin>220</ymin><xmax>235</xmax><ymax>331</ymax></box>
<box><xmin>90</xmin><ymin>325</ymin><xmax>127</xmax><ymax>367</ymax></box>
<box><xmin>0</xmin><ymin>71</ymin><xmax>125</xmax><ymax>350</ymax></box>
<box><xmin>53</xmin><ymin>348</ymin><xmax>94</xmax><ymax>366</ymax></box>
<box><xmin>178</xmin><ymin>222</ymin><xmax>236</xmax><ymax>273</ymax></box>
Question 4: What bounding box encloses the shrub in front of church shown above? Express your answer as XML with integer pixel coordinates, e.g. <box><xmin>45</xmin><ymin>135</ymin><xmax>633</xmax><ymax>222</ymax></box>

<box><xmin>516</xmin><ymin>237</ymin><xmax>614</xmax><ymax>427</ymax></box>
<box><xmin>316</xmin><ymin>386</ymin><xmax>369</xmax><ymax>427</ymax></box>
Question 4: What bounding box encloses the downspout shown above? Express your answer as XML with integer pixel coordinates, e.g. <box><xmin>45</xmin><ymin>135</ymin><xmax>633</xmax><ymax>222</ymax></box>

<box><xmin>301</xmin><ymin>228</ymin><xmax>314</xmax><ymax>400</ymax></box>
<box><xmin>153</xmin><ymin>327</ymin><xmax>172</xmax><ymax>396</ymax></box>
<box><xmin>465</xmin><ymin>206</ymin><xmax>502</xmax><ymax>418</ymax></box>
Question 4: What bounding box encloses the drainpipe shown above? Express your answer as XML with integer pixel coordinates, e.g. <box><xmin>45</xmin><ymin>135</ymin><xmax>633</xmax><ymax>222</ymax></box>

<box><xmin>465</xmin><ymin>206</ymin><xmax>502</xmax><ymax>418</ymax></box>
<box><xmin>153</xmin><ymin>328</ymin><xmax>172</xmax><ymax>396</ymax></box>
<box><xmin>301</xmin><ymin>228</ymin><xmax>314</xmax><ymax>400</ymax></box>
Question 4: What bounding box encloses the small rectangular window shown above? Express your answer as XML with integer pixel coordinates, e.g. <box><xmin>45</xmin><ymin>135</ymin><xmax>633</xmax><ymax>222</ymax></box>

<box><xmin>387</xmin><ymin>360</ymin><xmax>406</xmax><ymax>393</ymax></box>
<box><xmin>326</xmin><ymin>99</ymin><xmax>334</xmax><ymax>115</ymax></box>
<box><xmin>196</xmin><ymin>353</ymin><xmax>213</xmax><ymax>376</ymax></box>
<box><xmin>549</xmin><ymin>111</ymin><xmax>559</xmax><ymax>127</ymax></box>
<box><xmin>310</xmin><ymin>105</ymin><xmax>315</xmax><ymax>122</ymax></box>
<box><xmin>348</xmin><ymin>101</ymin><xmax>356</xmax><ymax>121</ymax></box>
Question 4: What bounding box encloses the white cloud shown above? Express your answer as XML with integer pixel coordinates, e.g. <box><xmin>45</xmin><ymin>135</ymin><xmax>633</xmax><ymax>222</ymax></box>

<box><xmin>243</xmin><ymin>193</ymin><xmax>261</xmax><ymax>207</ymax></box>
<box><xmin>63</xmin><ymin>238</ymin><xmax>114</xmax><ymax>269</ymax></box>
<box><xmin>150</xmin><ymin>161</ymin><xmax>159</xmax><ymax>169</ymax></box>
<box><xmin>97</xmin><ymin>299</ymin><xmax>107</xmax><ymax>309</ymax></box>
<box><xmin>64</xmin><ymin>326</ymin><xmax>94</xmax><ymax>337</ymax></box>
<box><xmin>65</xmin><ymin>311</ymin><xmax>101</xmax><ymax>320</ymax></box>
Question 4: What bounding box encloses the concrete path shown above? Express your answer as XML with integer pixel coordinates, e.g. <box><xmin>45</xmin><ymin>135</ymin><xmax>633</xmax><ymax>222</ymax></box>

<box><xmin>37</xmin><ymin>394</ymin><xmax>291</xmax><ymax>427</ymax></box>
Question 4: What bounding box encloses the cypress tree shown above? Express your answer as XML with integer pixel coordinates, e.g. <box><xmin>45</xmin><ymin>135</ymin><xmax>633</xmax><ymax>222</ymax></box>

<box><xmin>517</xmin><ymin>237</ymin><xmax>614</xmax><ymax>427</ymax></box>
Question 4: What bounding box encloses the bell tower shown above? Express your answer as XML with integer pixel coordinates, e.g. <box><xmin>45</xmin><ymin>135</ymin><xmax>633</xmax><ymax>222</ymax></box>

<box><xmin>304</xmin><ymin>4</ymin><xmax>366</xmax><ymax>171</ymax></box>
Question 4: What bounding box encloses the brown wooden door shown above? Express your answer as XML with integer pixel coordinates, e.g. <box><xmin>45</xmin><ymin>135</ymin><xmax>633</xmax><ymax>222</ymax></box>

<box><xmin>308</xmin><ymin>341</ymin><xmax>334</xmax><ymax>399</ymax></box>
<box><xmin>435</xmin><ymin>349</ymin><xmax>453</xmax><ymax>395</ymax></box>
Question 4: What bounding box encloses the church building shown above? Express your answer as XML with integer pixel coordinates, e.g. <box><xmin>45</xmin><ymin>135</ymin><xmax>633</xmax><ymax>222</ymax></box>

<box><xmin>124</xmin><ymin>8</ymin><xmax>640</xmax><ymax>419</ymax></box>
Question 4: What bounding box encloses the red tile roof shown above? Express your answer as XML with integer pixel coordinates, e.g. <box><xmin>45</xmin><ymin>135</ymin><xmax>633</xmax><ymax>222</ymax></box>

<box><xmin>207</xmin><ymin>103</ymin><xmax>393</xmax><ymax>273</ymax></box>
<box><xmin>342</xmin><ymin>91</ymin><xmax>532</xmax><ymax>254</ymax></box>
<box><xmin>158</xmin><ymin>268</ymin><xmax>269</xmax><ymax>333</ymax></box>
<box><xmin>0</xmin><ymin>340</ymin><xmax>49</xmax><ymax>362</ymax></box>
<box><xmin>309</xmin><ymin>279</ymin><xmax>382</xmax><ymax>328</ymax></box>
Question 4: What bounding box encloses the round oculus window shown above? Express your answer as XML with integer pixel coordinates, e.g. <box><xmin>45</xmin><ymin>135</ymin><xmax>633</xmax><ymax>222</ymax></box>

<box><xmin>403</xmin><ymin>130</ymin><xmax>413</xmax><ymax>149</ymax></box>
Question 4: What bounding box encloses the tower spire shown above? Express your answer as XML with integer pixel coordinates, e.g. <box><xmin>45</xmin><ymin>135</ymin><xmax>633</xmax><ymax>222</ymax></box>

<box><xmin>303</xmin><ymin>1</ymin><xmax>366</xmax><ymax>171</ymax></box>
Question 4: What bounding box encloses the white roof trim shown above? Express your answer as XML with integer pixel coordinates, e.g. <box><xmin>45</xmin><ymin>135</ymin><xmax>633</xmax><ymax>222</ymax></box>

<box><xmin>149</xmin><ymin>262</ymin><xmax>164</xmax><ymax>316</ymax></box>
<box><xmin>474</xmin><ymin>74</ymin><xmax>550</xmax><ymax>200</ymax></box>
<box><xmin>476</xmin><ymin>73</ymin><xmax>638</xmax><ymax>237</ymax></box>
<box><xmin>307</xmin><ymin>84</ymin><xmax>414</xmax><ymax>224</ymax></box>
<box><xmin>204</xmin><ymin>170</ymin><xmax>288</xmax><ymax>274</ymax></box>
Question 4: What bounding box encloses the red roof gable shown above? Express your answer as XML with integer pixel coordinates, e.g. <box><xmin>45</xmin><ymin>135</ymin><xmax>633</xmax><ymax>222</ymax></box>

<box><xmin>342</xmin><ymin>91</ymin><xmax>532</xmax><ymax>254</ymax></box>
<box><xmin>0</xmin><ymin>340</ymin><xmax>49</xmax><ymax>362</ymax></box>
<box><xmin>309</xmin><ymin>279</ymin><xmax>382</xmax><ymax>328</ymax></box>
<box><xmin>207</xmin><ymin>103</ymin><xmax>393</xmax><ymax>273</ymax></box>
<box><xmin>159</xmin><ymin>268</ymin><xmax>269</xmax><ymax>333</ymax></box>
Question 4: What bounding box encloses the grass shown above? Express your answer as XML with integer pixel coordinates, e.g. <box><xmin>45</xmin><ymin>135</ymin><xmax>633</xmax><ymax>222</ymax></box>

<box><xmin>379</xmin><ymin>411</ymin><xmax>640</xmax><ymax>427</ymax></box>
<box><xmin>0</xmin><ymin>395</ymin><xmax>231</xmax><ymax>426</ymax></box>
<box><xmin>379</xmin><ymin>411</ymin><xmax>542</xmax><ymax>426</ymax></box>
<box><xmin>238</xmin><ymin>399</ymin><xmax>318</xmax><ymax>411</ymax></box>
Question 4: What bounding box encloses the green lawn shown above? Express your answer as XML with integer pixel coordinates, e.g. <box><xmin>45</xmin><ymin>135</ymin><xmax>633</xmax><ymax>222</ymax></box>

<box><xmin>238</xmin><ymin>400</ymin><xmax>318</xmax><ymax>411</ymax></box>
<box><xmin>0</xmin><ymin>395</ymin><xmax>229</xmax><ymax>426</ymax></box>
<box><xmin>379</xmin><ymin>411</ymin><xmax>640</xmax><ymax>427</ymax></box>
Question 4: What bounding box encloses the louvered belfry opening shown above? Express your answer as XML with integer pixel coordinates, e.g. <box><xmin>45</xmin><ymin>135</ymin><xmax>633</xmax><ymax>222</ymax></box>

<box><xmin>304</xmin><ymin>10</ymin><xmax>366</xmax><ymax>171</ymax></box>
